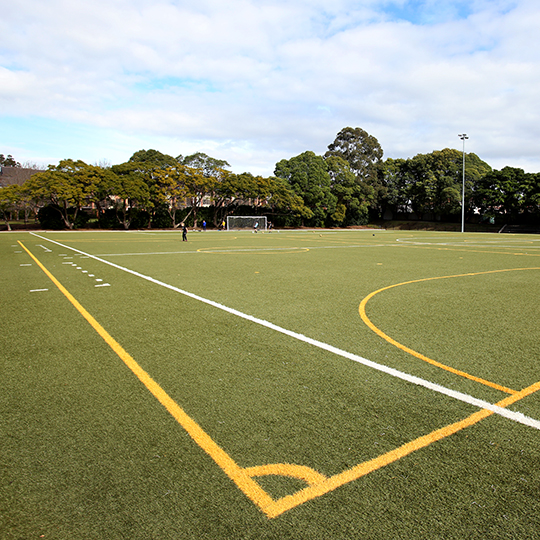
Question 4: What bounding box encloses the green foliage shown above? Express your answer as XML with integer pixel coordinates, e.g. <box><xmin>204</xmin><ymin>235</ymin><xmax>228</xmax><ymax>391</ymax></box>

<box><xmin>472</xmin><ymin>166</ymin><xmax>538</xmax><ymax>223</ymax></box>
<box><xmin>10</xmin><ymin>134</ymin><xmax>539</xmax><ymax>230</ymax></box>
<box><xmin>325</xmin><ymin>127</ymin><xmax>383</xmax><ymax>183</ymax></box>
<box><xmin>275</xmin><ymin>151</ymin><xmax>335</xmax><ymax>226</ymax></box>
<box><xmin>128</xmin><ymin>149</ymin><xmax>178</xmax><ymax>168</ymax></box>
<box><xmin>381</xmin><ymin>149</ymin><xmax>493</xmax><ymax>220</ymax></box>
<box><xmin>179</xmin><ymin>152</ymin><xmax>230</xmax><ymax>176</ymax></box>
<box><xmin>0</xmin><ymin>153</ymin><xmax>21</xmax><ymax>167</ymax></box>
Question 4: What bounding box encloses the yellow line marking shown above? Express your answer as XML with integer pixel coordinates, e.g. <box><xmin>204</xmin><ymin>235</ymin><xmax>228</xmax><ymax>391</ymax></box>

<box><xmin>17</xmin><ymin>241</ymin><xmax>274</xmax><ymax>514</ymax></box>
<box><xmin>262</xmin><ymin>377</ymin><xmax>540</xmax><ymax>518</ymax></box>
<box><xmin>360</xmin><ymin>267</ymin><xmax>540</xmax><ymax>395</ymax></box>
<box><xmin>196</xmin><ymin>246</ymin><xmax>309</xmax><ymax>254</ymax></box>
<box><xmin>245</xmin><ymin>464</ymin><xmax>328</xmax><ymax>486</ymax></box>
<box><xmin>18</xmin><ymin>241</ymin><xmax>540</xmax><ymax>518</ymax></box>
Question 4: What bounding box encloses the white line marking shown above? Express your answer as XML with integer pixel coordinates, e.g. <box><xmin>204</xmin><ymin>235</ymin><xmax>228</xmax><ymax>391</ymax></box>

<box><xmin>29</xmin><ymin>232</ymin><xmax>540</xmax><ymax>431</ymax></box>
<box><xmin>62</xmin><ymin>262</ymin><xmax>73</xmax><ymax>265</ymax></box>
<box><xmin>95</xmin><ymin>283</ymin><xmax>111</xmax><ymax>287</ymax></box>
<box><xmin>20</xmin><ymin>263</ymin><xmax>32</xmax><ymax>266</ymax></box>
<box><xmin>37</xmin><ymin>244</ymin><xmax>52</xmax><ymax>252</ymax></box>
<box><xmin>88</xmin><ymin>274</ymin><xmax>95</xmax><ymax>277</ymax></box>
<box><xmin>95</xmin><ymin>278</ymin><xmax>103</xmax><ymax>282</ymax></box>
<box><xmin>30</xmin><ymin>289</ymin><xmax>49</xmax><ymax>292</ymax></box>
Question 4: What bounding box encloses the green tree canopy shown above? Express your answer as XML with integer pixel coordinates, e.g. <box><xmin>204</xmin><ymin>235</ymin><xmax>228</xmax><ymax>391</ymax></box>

<box><xmin>275</xmin><ymin>151</ymin><xmax>335</xmax><ymax>226</ymax></box>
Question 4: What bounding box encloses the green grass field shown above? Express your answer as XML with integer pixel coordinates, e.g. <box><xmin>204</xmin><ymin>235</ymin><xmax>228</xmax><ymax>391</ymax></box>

<box><xmin>2</xmin><ymin>228</ymin><xmax>540</xmax><ymax>539</ymax></box>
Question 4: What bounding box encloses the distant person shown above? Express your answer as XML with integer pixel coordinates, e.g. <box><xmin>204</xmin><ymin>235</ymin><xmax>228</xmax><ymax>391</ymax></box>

<box><xmin>221</xmin><ymin>220</ymin><xmax>226</xmax><ymax>231</ymax></box>
<box><xmin>182</xmin><ymin>223</ymin><xmax>188</xmax><ymax>241</ymax></box>
<box><xmin>268</xmin><ymin>222</ymin><xmax>273</xmax><ymax>232</ymax></box>
<box><xmin>202</xmin><ymin>220</ymin><xmax>207</xmax><ymax>232</ymax></box>
<box><xmin>253</xmin><ymin>221</ymin><xmax>259</xmax><ymax>233</ymax></box>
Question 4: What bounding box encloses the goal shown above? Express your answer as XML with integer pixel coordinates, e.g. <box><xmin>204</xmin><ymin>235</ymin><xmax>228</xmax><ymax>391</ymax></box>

<box><xmin>227</xmin><ymin>216</ymin><xmax>267</xmax><ymax>231</ymax></box>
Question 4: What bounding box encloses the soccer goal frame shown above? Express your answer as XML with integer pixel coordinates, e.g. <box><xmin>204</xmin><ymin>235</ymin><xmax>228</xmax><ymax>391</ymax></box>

<box><xmin>227</xmin><ymin>216</ymin><xmax>267</xmax><ymax>231</ymax></box>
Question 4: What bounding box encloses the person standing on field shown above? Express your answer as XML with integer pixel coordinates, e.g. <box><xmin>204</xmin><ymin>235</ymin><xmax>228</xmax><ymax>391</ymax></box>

<box><xmin>202</xmin><ymin>220</ymin><xmax>207</xmax><ymax>232</ymax></box>
<box><xmin>182</xmin><ymin>223</ymin><xmax>188</xmax><ymax>241</ymax></box>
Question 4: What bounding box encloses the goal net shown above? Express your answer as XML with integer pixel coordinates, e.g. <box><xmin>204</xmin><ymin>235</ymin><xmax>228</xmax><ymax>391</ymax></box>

<box><xmin>227</xmin><ymin>216</ymin><xmax>267</xmax><ymax>231</ymax></box>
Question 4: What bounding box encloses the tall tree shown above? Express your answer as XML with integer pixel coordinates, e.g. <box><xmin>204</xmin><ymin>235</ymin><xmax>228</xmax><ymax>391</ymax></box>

<box><xmin>324</xmin><ymin>155</ymin><xmax>372</xmax><ymax>225</ymax></box>
<box><xmin>275</xmin><ymin>151</ymin><xmax>335</xmax><ymax>226</ymax></box>
<box><xmin>325</xmin><ymin>127</ymin><xmax>383</xmax><ymax>181</ymax></box>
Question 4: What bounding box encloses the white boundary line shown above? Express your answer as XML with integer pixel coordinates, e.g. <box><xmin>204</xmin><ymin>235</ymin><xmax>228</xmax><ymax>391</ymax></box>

<box><xmin>30</xmin><ymin>232</ymin><xmax>540</xmax><ymax>431</ymax></box>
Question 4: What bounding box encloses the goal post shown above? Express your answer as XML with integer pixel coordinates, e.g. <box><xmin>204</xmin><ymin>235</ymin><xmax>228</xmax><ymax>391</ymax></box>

<box><xmin>227</xmin><ymin>216</ymin><xmax>267</xmax><ymax>231</ymax></box>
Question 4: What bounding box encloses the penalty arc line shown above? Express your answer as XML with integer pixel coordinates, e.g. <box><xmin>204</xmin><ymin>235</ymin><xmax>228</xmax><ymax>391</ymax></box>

<box><xmin>29</xmin><ymin>232</ymin><xmax>540</xmax><ymax>431</ymax></box>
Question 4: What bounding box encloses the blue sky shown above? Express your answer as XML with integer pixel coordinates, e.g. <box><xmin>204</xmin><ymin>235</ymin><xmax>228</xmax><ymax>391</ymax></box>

<box><xmin>1</xmin><ymin>0</ymin><xmax>539</xmax><ymax>175</ymax></box>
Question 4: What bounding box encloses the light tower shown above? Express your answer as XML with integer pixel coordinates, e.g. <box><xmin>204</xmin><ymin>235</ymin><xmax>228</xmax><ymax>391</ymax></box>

<box><xmin>458</xmin><ymin>134</ymin><xmax>469</xmax><ymax>233</ymax></box>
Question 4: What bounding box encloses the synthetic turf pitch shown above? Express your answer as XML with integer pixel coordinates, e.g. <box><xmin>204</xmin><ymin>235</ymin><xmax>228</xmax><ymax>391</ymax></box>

<box><xmin>2</xmin><ymin>229</ymin><xmax>540</xmax><ymax>539</ymax></box>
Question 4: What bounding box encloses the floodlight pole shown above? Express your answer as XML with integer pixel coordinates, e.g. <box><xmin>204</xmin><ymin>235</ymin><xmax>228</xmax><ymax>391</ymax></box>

<box><xmin>458</xmin><ymin>134</ymin><xmax>469</xmax><ymax>233</ymax></box>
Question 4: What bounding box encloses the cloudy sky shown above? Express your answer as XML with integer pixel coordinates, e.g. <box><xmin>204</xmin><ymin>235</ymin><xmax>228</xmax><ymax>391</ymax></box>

<box><xmin>1</xmin><ymin>0</ymin><xmax>539</xmax><ymax>175</ymax></box>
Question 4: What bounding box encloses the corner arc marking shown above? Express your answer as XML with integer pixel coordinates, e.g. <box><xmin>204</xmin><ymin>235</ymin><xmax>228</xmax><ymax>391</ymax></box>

<box><xmin>359</xmin><ymin>268</ymin><xmax>540</xmax><ymax>395</ymax></box>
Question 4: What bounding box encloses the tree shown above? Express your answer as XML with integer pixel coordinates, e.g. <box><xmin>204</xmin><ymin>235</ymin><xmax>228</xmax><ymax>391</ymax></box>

<box><xmin>473</xmin><ymin>167</ymin><xmax>528</xmax><ymax>223</ymax></box>
<box><xmin>325</xmin><ymin>155</ymin><xmax>372</xmax><ymax>225</ymax></box>
<box><xmin>23</xmin><ymin>160</ymin><xmax>103</xmax><ymax>229</ymax></box>
<box><xmin>325</xmin><ymin>127</ymin><xmax>384</xmax><ymax>214</ymax></box>
<box><xmin>211</xmin><ymin>173</ymin><xmax>311</xmax><ymax>225</ymax></box>
<box><xmin>0</xmin><ymin>154</ymin><xmax>21</xmax><ymax>167</ymax></box>
<box><xmin>275</xmin><ymin>151</ymin><xmax>335</xmax><ymax>227</ymax></box>
<box><xmin>0</xmin><ymin>184</ymin><xmax>21</xmax><ymax>230</ymax></box>
<box><xmin>380</xmin><ymin>158</ymin><xmax>412</xmax><ymax>215</ymax></box>
<box><xmin>110</xmin><ymin>162</ymin><xmax>151</xmax><ymax>229</ymax></box>
<box><xmin>152</xmin><ymin>165</ymin><xmax>191</xmax><ymax>228</ymax></box>
<box><xmin>129</xmin><ymin>149</ymin><xmax>178</xmax><ymax>168</ymax></box>
<box><xmin>179</xmin><ymin>152</ymin><xmax>230</xmax><ymax>177</ymax></box>
<box><xmin>183</xmin><ymin>166</ymin><xmax>216</xmax><ymax>227</ymax></box>
<box><xmin>178</xmin><ymin>153</ymin><xmax>231</xmax><ymax>227</ymax></box>
<box><xmin>382</xmin><ymin>149</ymin><xmax>491</xmax><ymax>220</ymax></box>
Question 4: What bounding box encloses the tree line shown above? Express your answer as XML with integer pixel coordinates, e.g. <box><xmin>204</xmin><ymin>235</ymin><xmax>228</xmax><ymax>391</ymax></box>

<box><xmin>2</xmin><ymin>127</ymin><xmax>540</xmax><ymax>230</ymax></box>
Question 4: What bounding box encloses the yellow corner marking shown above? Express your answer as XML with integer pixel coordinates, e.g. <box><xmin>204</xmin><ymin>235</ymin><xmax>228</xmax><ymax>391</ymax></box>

<box><xmin>17</xmin><ymin>241</ymin><xmax>274</xmax><ymax>514</ymax></box>
<box><xmin>262</xmin><ymin>374</ymin><xmax>540</xmax><ymax>518</ymax></box>
<box><xmin>245</xmin><ymin>464</ymin><xmax>327</xmax><ymax>486</ymax></box>
<box><xmin>359</xmin><ymin>267</ymin><xmax>540</xmax><ymax>395</ymax></box>
<box><xmin>18</xmin><ymin>242</ymin><xmax>540</xmax><ymax>519</ymax></box>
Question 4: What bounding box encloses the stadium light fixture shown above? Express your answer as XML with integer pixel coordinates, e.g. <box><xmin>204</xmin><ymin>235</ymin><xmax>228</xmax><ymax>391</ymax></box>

<box><xmin>458</xmin><ymin>134</ymin><xmax>469</xmax><ymax>233</ymax></box>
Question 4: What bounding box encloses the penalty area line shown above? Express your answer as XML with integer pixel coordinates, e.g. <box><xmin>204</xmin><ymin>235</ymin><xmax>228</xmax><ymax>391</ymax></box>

<box><xmin>29</xmin><ymin>232</ymin><xmax>540</xmax><ymax>431</ymax></box>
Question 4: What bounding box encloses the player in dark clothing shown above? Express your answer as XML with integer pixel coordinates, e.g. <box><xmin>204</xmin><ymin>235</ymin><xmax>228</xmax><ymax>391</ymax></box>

<box><xmin>182</xmin><ymin>224</ymin><xmax>188</xmax><ymax>241</ymax></box>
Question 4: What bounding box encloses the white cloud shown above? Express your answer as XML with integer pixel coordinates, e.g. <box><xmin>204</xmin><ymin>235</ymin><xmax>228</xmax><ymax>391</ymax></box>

<box><xmin>1</xmin><ymin>0</ymin><xmax>539</xmax><ymax>174</ymax></box>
